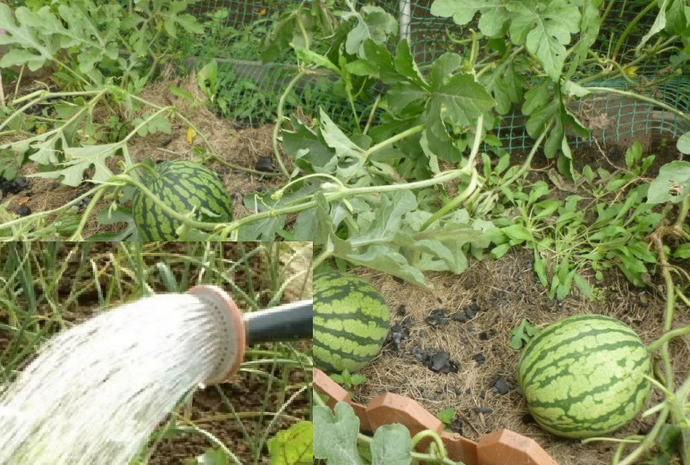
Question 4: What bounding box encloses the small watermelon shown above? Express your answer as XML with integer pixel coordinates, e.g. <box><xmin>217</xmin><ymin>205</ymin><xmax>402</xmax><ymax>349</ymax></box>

<box><xmin>517</xmin><ymin>314</ymin><xmax>651</xmax><ymax>439</ymax></box>
<box><xmin>132</xmin><ymin>160</ymin><xmax>232</xmax><ymax>240</ymax></box>
<box><xmin>313</xmin><ymin>271</ymin><xmax>390</xmax><ymax>374</ymax></box>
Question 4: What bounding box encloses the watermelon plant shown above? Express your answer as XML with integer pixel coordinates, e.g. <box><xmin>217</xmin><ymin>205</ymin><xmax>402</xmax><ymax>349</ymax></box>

<box><xmin>313</xmin><ymin>271</ymin><xmax>390</xmax><ymax>374</ymax></box>
<box><xmin>517</xmin><ymin>314</ymin><xmax>652</xmax><ymax>439</ymax></box>
<box><xmin>314</xmin><ymin>401</ymin><xmax>456</xmax><ymax>465</ymax></box>
<box><xmin>131</xmin><ymin>160</ymin><xmax>233</xmax><ymax>240</ymax></box>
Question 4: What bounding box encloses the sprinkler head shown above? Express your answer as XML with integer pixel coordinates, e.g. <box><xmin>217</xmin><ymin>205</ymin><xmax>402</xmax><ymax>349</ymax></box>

<box><xmin>187</xmin><ymin>285</ymin><xmax>313</xmax><ymax>385</ymax></box>
<box><xmin>187</xmin><ymin>285</ymin><xmax>246</xmax><ymax>385</ymax></box>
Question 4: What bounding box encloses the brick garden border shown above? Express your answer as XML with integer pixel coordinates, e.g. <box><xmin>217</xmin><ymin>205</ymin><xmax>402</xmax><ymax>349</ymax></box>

<box><xmin>314</xmin><ymin>368</ymin><xmax>559</xmax><ymax>465</ymax></box>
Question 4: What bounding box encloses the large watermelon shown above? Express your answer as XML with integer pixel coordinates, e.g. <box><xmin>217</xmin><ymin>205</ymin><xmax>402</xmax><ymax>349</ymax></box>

<box><xmin>517</xmin><ymin>314</ymin><xmax>651</xmax><ymax>439</ymax></box>
<box><xmin>313</xmin><ymin>271</ymin><xmax>390</xmax><ymax>374</ymax></box>
<box><xmin>132</xmin><ymin>160</ymin><xmax>232</xmax><ymax>240</ymax></box>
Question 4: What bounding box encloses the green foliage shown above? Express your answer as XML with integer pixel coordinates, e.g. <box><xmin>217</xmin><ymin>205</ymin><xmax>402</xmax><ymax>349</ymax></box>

<box><xmin>640</xmin><ymin>424</ymin><xmax>684</xmax><ymax>465</ymax></box>
<box><xmin>330</xmin><ymin>369</ymin><xmax>368</xmax><ymax>389</ymax></box>
<box><xmin>435</xmin><ymin>407</ymin><xmax>457</xmax><ymax>433</ymax></box>
<box><xmin>0</xmin><ymin>0</ymin><xmax>205</xmax><ymax>226</ymax></box>
<box><xmin>432</xmin><ymin>0</ymin><xmax>582</xmax><ymax>81</ymax></box>
<box><xmin>489</xmin><ymin>143</ymin><xmax>664</xmax><ymax>299</ymax></box>
<box><xmin>0</xmin><ymin>0</ymin><xmax>202</xmax><ymax>90</ymax></box>
<box><xmin>313</xmin><ymin>401</ymin><xmax>463</xmax><ymax>464</ymax></box>
<box><xmin>508</xmin><ymin>319</ymin><xmax>539</xmax><ymax>350</ymax></box>
<box><xmin>314</xmin><ymin>402</ymin><xmax>415</xmax><ymax>465</ymax></box>
<box><xmin>647</xmin><ymin>161</ymin><xmax>690</xmax><ymax>204</ymax></box>
<box><xmin>330</xmin><ymin>369</ymin><xmax>368</xmax><ymax>398</ymax></box>
<box><xmin>187</xmin><ymin>448</ymin><xmax>229</xmax><ymax>465</ymax></box>
<box><xmin>266</xmin><ymin>421</ymin><xmax>313</xmax><ymax>465</ymax></box>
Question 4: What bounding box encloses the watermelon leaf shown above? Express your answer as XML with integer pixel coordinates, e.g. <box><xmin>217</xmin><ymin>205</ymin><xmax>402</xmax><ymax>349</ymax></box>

<box><xmin>314</xmin><ymin>402</ymin><xmax>413</xmax><ymax>465</ymax></box>
<box><xmin>28</xmin><ymin>143</ymin><xmax>119</xmax><ymax>187</ymax></box>
<box><xmin>370</xmin><ymin>424</ymin><xmax>413</xmax><ymax>465</ymax></box>
<box><xmin>647</xmin><ymin>161</ymin><xmax>690</xmax><ymax>204</ymax></box>
<box><xmin>313</xmin><ymin>191</ymin><xmax>429</xmax><ymax>287</ymax></box>
<box><xmin>88</xmin><ymin>206</ymin><xmax>139</xmax><ymax>241</ymax></box>
<box><xmin>313</xmin><ymin>403</ymin><xmax>364</xmax><ymax>465</ymax></box>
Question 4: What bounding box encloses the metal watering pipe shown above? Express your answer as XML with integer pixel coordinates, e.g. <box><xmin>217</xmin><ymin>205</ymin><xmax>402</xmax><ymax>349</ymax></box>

<box><xmin>188</xmin><ymin>285</ymin><xmax>313</xmax><ymax>385</ymax></box>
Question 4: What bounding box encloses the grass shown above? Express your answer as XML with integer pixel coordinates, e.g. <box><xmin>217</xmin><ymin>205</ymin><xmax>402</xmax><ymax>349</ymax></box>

<box><xmin>0</xmin><ymin>242</ymin><xmax>313</xmax><ymax>465</ymax></box>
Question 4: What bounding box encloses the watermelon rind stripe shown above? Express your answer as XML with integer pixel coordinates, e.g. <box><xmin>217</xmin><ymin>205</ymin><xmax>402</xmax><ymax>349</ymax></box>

<box><xmin>313</xmin><ymin>325</ymin><xmax>388</xmax><ymax>358</ymax></box>
<box><xmin>132</xmin><ymin>160</ymin><xmax>232</xmax><ymax>240</ymax></box>
<box><xmin>517</xmin><ymin>314</ymin><xmax>651</xmax><ymax>439</ymax></box>
<box><xmin>313</xmin><ymin>272</ymin><xmax>390</xmax><ymax>373</ymax></box>
<box><xmin>521</xmin><ymin>339</ymin><xmax>646</xmax><ymax>388</ymax></box>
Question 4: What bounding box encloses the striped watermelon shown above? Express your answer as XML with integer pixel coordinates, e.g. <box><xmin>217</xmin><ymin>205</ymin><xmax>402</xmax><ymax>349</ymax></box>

<box><xmin>132</xmin><ymin>161</ymin><xmax>232</xmax><ymax>240</ymax></box>
<box><xmin>517</xmin><ymin>314</ymin><xmax>651</xmax><ymax>439</ymax></box>
<box><xmin>313</xmin><ymin>271</ymin><xmax>390</xmax><ymax>374</ymax></box>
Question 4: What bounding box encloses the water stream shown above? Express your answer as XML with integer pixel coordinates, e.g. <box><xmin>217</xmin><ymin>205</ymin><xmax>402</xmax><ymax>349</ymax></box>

<box><xmin>0</xmin><ymin>293</ymin><xmax>232</xmax><ymax>465</ymax></box>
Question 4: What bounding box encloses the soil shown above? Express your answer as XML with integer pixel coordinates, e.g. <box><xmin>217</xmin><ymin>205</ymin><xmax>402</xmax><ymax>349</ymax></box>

<box><xmin>0</xmin><ymin>242</ymin><xmax>313</xmax><ymax>465</ymax></box>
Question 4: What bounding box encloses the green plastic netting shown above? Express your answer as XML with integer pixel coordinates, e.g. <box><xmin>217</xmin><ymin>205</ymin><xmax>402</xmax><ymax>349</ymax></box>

<box><xmin>177</xmin><ymin>1</ymin><xmax>690</xmax><ymax>153</ymax></box>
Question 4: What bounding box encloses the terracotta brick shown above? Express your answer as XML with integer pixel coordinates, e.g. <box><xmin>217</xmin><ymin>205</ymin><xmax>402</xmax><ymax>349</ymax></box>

<box><xmin>315</xmin><ymin>370</ymin><xmax>559</xmax><ymax>465</ymax></box>
<box><xmin>313</xmin><ymin>368</ymin><xmax>350</xmax><ymax>408</ymax></box>
<box><xmin>313</xmin><ymin>369</ymin><xmax>373</xmax><ymax>431</ymax></box>
<box><xmin>441</xmin><ymin>431</ymin><xmax>479</xmax><ymax>465</ymax></box>
<box><xmin>477</xmin><ymin>429</ymin><xmax>559</xmax><ymax>465</ymax></box>
<box><xmin>367</xmin><ymin>393</ymin><xmax>443</xmax><ymax>452</ymax></box>
<box><xmin>351</xmin><ymin>401</ymin><xmax>373</xmax><ymax>433</ymax></box>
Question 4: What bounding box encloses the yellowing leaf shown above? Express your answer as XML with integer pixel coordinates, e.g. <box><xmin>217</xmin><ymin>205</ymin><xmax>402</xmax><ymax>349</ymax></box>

<box><xmin>267</xmin><ymin>421</ymin><xmax>312</xmax><ymax>465</ymax></box>
<box><xmin>186</xmin><ymin>127</ymin><xmax>196</xmax><ymax>145</ymax></box>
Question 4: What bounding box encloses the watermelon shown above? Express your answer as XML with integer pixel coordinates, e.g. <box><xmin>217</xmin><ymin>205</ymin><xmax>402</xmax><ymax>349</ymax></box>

<box><xmin>517</xmin><ymin>314</ymin><xmax>651</xmax><ymax>439</ymax></box>
<box><xmin>132</xmin><ymin>160</ymin><xmax>232</xmax><ymax>240</ymax></box>
<box><xmin>313</xmin><ymin>271</ymin><xmax>390</xmax><ymax>374</ymax></box>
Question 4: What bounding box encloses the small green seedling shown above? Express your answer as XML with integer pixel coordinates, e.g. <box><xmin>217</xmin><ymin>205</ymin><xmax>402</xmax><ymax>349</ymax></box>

<box><xmin>330</xmin><ymin>369</ymin><xmax>367</xmax><ymax>391</ymax></box>
<box><xmin>509</xmin><ymin>319</ymin><xmax>539</xmax><ymax>350</ymax></box>
<box><xmin>436</xmin><ymin>407</ymin><xmax>456</xmax><ymax>432</ymax></box>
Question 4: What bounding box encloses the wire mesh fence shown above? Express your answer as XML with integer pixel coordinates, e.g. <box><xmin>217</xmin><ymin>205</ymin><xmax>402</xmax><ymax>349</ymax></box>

<box><xmin>176</xmin><ymin>0</ymin><xmax>690</xmax><ymax>153</ymax></box>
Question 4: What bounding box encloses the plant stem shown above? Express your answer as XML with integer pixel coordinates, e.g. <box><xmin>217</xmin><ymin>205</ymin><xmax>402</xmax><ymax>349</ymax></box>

<box><xmin>0</xmin><ymin>186</ymin><xmax>102</xmax><ymax>235</ymax></box>
<box><xmin>673</xmin><ymin>197</ymin><xmax>689</xmax><ymax>229</ymax></box>
<box><xmin>362</xmin><ymin>95</ymin><xmax>381</xmax><ymax>135</ymax></box>
<box><xmin>611</xmin><ymin>0</ymin><xmax>658</xmax><ymax>61</ymax></box>
<box><xmin>344</xmin><ymin>123</ymin><xmax>426</xmax><ymax>184</ymax></box>
<box><xmin>411</xmin><ymin>430</ymin><xmax>447</xmax><ymax>458</ymax></box>
<box><xmin>312</xmin><ymin>250</ymin><xmax>333</xmax><ymax>270</ymax></box>
<box><xmin>613</xmin><ymin>405</ymin><xmax>669</xmax><ymax>465</ymax></box>
<box><xmin>647</xmin><ymin>324</ymin><xmax>690</xmax><ymax>352</ymax></box>
<box><xmin>421</xmin><ymin>169</ymin><xmax>479</xmax><ymax>231</ymax></box>
<box><xmin>219</xmin><ymin>168</ymin><xmax>466</xmax><ymax>237</ymax></box>
<box><xmin>68</xmin><ymin>187</ymin><xmax>106</xmax><ymax>241</ymax></box>
<box><xmin>421</xmin><ymin>116</ymin><xmax>484</xmax><ymax>230</ymax></box>
<box><xmin>272</xmin><ymin>70</ymin><xmax>309</xmax><ymax>179</ymax></box>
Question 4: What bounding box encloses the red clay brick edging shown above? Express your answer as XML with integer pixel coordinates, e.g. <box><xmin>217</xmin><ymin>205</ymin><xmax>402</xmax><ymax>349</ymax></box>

<box><xmin>314</xmin><ymin>368</ymin><xmax>559</xmax><ymax>465</ymax></box>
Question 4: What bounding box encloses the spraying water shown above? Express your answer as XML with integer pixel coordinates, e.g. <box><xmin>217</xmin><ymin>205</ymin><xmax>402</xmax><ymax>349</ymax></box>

<box><xmin>0</xmin><ymin>292</ymin><xmax>239</xmax><ymax>465</ymax></box>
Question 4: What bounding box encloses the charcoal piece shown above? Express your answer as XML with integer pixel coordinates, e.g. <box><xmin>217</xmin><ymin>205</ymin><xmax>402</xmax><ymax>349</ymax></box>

<box><xmin>425</xmin><ymin>308</ymin><xmax>450</xmax><ymax>328</ymax></box>
<box><xmin>255</xmin><ymin>156</ymin><xmax>274</xmax><ymax>172</ymax></box>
